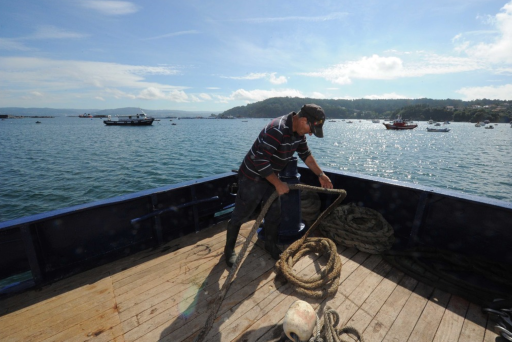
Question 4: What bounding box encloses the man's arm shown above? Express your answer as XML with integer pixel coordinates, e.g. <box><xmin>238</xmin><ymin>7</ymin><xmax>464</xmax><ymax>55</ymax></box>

<box><xmin>304</xmin><ymin>155</ymin><xmax>333</xmax><ymax>189</ymax></box>
<box><xmin>266</xmin><ymin>173</ymin><xmax>290</xmax><ymax>196</ymax></box>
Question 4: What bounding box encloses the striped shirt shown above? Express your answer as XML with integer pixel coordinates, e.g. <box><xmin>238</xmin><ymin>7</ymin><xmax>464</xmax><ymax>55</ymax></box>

<box><xmin>238</xmin><ymin>112</ymin><xmax>311</xmax><ymax>181</ymax></box>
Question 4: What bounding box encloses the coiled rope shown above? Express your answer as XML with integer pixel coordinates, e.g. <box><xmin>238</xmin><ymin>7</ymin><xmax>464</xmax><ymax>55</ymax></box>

<box><xmin>194</xmin><ymin>184</ymin><xmax>347</xmax><ymax>342</ymax></box>
<box><xmin>308</xmin><ymin>307</ymin><xmax>364</xmax><ymax>342</ymax></box>
<box><xmin>318</xmin><ymin>203</ymin><xmax>395</xmax><ymax>254</ymax></box>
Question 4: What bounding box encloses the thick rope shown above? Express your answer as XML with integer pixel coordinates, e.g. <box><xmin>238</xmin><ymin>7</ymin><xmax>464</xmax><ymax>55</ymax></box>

<box><xmin>309</xmin><ymin>307</ymin><xmax>364</xmax><ymax>342</ymax></box>
<box><xmin>276</xmin><ymin>185</ymin><xmax>347</xmax><ymax>299</ymax></box>
<box><xmin>318</xmin><ymin>203</ymin><xmax>395</xmax><ymax>254</ymax></box>
<box><xmin>194</xmin><ymin>184</ymin><xmax>347</xmax><ymax>342</ymax></box>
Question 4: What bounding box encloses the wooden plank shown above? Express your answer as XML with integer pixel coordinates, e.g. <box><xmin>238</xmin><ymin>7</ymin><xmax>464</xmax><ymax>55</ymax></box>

<box><xmin>121</xmin><ymin>243</ymin><xmax>272</xmax><ymax>341</ymax></box>
<box><xmin>483</xmin><ymin>314</ymin><xmax>500</xmax><ymax>342</ymax></box>
<box><xmin>432</xmin><ymin>295</ymin><xmax>469</xmax><ymax>342</ymax></box>
<box><xmin>3</xmin><ymin>278</ymin><xmax>116</xmax><ymax>342</ymax></box>
<box><xmin>340</xmin><ymin>262</ymin><xmax>400</xmax><ymax>339</ymax></box>
<box><xmin>382</xmin><ymin>281</ymin><xmax>434</xmax><ymax>342</ymax></box>
<box><xmin>115</xmin><ymin>238</ymin><xmax>257</xmax><ymax>321</ymax></box>
<box><xmin>0</xmin><ymin>277</ymin><xmax>112</xmax><ymax>340</ymax></box>
<box><xmin>407</xmin><ymin>288</ymin><xmax>451</xmax><ymax>342</ymax></box>
<box><xmin>112</xmin><ymin>228</ymin><xmax>227</xmax><ymax>289</ymax></box>
<box><xmin>361</xmin><ymin>275</ymin><xmax>418</xmax><ymax>342</ymax></box>
<box><xmin>114</xmin><ymin>237</ymin><xmax>227</xmax><ymax>304</ymax></box>
<box><xmin>458</xmin><ymin>302</ymin><xmax>488</xmax><ymax>342</ymax></box>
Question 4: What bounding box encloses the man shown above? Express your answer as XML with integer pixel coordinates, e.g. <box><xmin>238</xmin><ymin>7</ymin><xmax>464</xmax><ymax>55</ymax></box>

<box><xmin>224</xmin><ymin>104</ymin><xmax>333</xmax><ymax>267</ymax></box>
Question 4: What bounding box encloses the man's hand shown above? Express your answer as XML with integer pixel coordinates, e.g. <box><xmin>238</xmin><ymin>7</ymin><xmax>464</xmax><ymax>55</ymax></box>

<box><xmin>275</xmin><ymin>180</ymin><xmax>290</xmax><ymax>196</ymax></box>
<box><xmin>319</xmin><ymin>174</ymin><xmax>333</xmax><ymax>189</ymax></box>
<box><xmin>266</xmin><ymin>173</ymin><xmax>290</xmax><ymax>196</ymax></box>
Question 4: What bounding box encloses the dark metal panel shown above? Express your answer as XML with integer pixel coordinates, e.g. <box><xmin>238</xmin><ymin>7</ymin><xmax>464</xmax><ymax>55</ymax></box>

<box><xmin>35</xmin><ymin>197</ymin><xmax>154</xmax><ymax>274</ymax></box>
<box><xmin>20</xmin><ymin>224</ymin><xmax>43</xmax><ymax>285</ymax></box>
<box><xmin>0</xmin><ymin>227</ymin><xmax>30</xmax><ymax>279</ymax></box>
<box><xmin>419</xmin><ymin>194</ymin><xmax>512</xmax><ymax>265</ymax></box>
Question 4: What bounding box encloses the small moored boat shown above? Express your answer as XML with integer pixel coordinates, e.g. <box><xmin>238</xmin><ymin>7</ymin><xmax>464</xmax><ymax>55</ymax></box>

<box><xmin>427</xmin><ymin>127</ymin><xmax>450</xmax><ymax>132</ymax></box>
<box><xmin>383</xmin><ymin>114</ymin><xmax>418</xmax><ymax>130</ymax></box>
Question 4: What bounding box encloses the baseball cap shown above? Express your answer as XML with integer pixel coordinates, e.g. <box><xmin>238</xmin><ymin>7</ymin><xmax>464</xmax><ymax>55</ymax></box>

<box><xmin>298</xmin><ymin>104</ymin><xmax>325</xmax><ymax>138</ymax></box>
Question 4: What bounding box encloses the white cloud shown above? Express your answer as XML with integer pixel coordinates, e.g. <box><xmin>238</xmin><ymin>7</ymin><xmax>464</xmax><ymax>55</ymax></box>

<box><xmin>311</xmin><ymin>92</ymin><xmax>326</xmax><ymax>99</ymax></box>
<box><xmin>455</xmin><ymin>1</ymin><xmax>512</xmax><ymax>64</ymax></box>
<box><xmin>144</xmin><ymin>30</ymin><xmax>199</xmax><ymax>41</ymax></box>
<box><xmin>302</xmin><ymin>53</ymin><xmax>482</xmax><ymax>84</ymax></box>
<box><xmin>27</xmin><ymin>26</ymin><xmax>88</xmax><ymax>40</ymax></box>
<box><xmin>236</xmin><ymin>12</ymin><xmax>348</xmax><ymax>23</ymax></box>
<box><xmin>0</xmin><ymin>38</ymin><xmax>32</xmax><ymax>51</ymax></box>
<box><xmin>199</xmin><ymin>93</ymin><xmax>212</xmax><ymax>100</ymax></box>
<box><xmin>81</xmin><ymin>1</ymin><xmax>138</xmax><ymax>15</ymax></box>
<box><xmin>225</xmin><ymin>88</ymin><xmax>305</xmax><ymax>102</ymax></box>
<box><xmin>223</xmin><ymin>72</ymin><xmax>287</xmax><ymax>85</ymax></box>
<box><xmin>0</xmin><ymin>57</ymin><xmax>181</xmax><ymax>91</ymax></box>
<box><xmin>269</xmin><ymin>73</ymin><xmax>287</xmax><ymax>85</ymax></box>
<box><xmin>0</xmin><ymin>26</ymin><xmax>87</xmax><ymax>51</ymax></box>
<box><xmin>137</xmin><ymin>87</ymin><xmax>189</xmax><ymax>102</ymax></box>
<box><xmin>456</xmin><ymin>84</ymin><xmax>512</xmax><ymax>100</ymax></box>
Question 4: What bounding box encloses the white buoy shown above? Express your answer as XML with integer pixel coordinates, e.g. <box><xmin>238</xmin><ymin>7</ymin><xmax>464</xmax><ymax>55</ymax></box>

<box><xmin>283</xmin><ymin>300</ymin><xmax>316</xmax><ymax>342</ymax></box>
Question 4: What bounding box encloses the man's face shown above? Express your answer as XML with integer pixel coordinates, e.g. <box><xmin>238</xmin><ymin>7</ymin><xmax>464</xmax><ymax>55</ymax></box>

<box><xmin>297</xmin><ymin>117</ymin><xmax>313</xmax><ymax>136</ymax></box>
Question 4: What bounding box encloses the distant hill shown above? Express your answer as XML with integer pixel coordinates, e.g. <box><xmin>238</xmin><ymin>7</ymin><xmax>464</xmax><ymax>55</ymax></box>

<box><xmin>220</xmin><ymin>97</ymin><xmax>512</xmax><ymax>120</ymax></box>
<box><xmin>0</xmin><ymin>107</ymin><xmax>221</xmax><ymax>118</ymax></box>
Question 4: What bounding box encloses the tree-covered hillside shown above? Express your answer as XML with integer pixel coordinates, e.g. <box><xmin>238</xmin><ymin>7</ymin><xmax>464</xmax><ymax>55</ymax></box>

<box><xmin>219</xmin><ymin>97</ymin><xmax>512</xmax><ymax>122</ymax></box>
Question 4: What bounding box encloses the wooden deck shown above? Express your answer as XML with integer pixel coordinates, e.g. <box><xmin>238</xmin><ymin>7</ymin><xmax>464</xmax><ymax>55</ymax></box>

<box><xmin>0</xmin><ymin>221</ymin><xmax>502</xmax><ymax>342</ymax></box>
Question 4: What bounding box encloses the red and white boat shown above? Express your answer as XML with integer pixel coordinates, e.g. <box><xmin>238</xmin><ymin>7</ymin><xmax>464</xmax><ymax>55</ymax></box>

<box><xmin>383</xmin><ymin>114</ymin><xmax>418</xmax><ymax>130</ymax></box>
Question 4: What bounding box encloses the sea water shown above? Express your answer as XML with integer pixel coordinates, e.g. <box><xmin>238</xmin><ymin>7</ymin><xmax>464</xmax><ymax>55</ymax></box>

<box><xmin>1</xmin><ymin>117</ymin><xmax>511</xmax><ymax>222</ymax></box>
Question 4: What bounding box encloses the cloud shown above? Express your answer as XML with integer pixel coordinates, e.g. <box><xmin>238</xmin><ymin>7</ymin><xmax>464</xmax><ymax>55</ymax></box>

<box><xmin>137</xmin><ymin>87</ymin><xmax>189</xmax><ymax>102</ymax></box>
<box><xmin>223</xmin><ymin>72</ymin><xmax>287</xmax><ymax>84</ymax></box>
<box><xmin>269</xmin><ymin>73</ymin><xmax>287</xmax><ymax>85</ymax></box>
<box><xmin>199</xmin><ymin>93</ymin><xmax>212</xmax><ymax>100</ymax></box>
<box><xmin>0</xmin><ymin>38</ymin><xmax>32</xmax><ymax>51</ymax></box>
<box><xmin>455</xmin><ymin>1</ymin><xmax>512</xmax><ymax>64</ymax></box>
<box><xmin>144</xmin><ymin>30</ymin><xmax>199</xmax><ymax>40</ymax></box>
<box><xmin>302</xmin><ymin>53</ymin><xmax>482</xmax><ymax>84</ymax></box>
<box><xmin>223</xmin><ymin>88</ymin><xmax>305</xmax><ymax>103</ymax></box>
<box><xmin>302</xmin><ymin>55</ymin><xmax>403</xmax><ymax>84</ymax></box>
<box><xmin>0</xmin><ymin>26</ymin><xmax>87</xmax><ymax>51</ymax></box>
<box><xmin>234</xmin><ymin>12</ymin><xmax>348</xmax><ymax>23</ymax></box>
<box><xmin>311</xmin><ymin>92</ymin><xmax>326</xmax><ymax>99</ymax></box>
<box><xmin>456</xmin><ymin>84</ymin><xmax>512</xmax><ymax>100</ymax></box>
<box><xmin>81</xmin><ymin>1</ymin><xmax>138</xmax><ymax>15</ymax></box>
<box><xmin>27</xmin><ymin>26</ymin><xmax>88</xmax><ymax>40</ymax></box>
<box><xmin>0</xmin><ymin>57</ymin><xmax>181</xmax><ymax>91</ymax></box>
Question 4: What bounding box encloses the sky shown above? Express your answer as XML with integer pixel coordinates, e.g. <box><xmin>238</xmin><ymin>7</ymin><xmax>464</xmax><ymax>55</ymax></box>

<box><xmin>1</xmin><ymin>0</ymin><xmax>512</xmax><ymax>112</ymax></box>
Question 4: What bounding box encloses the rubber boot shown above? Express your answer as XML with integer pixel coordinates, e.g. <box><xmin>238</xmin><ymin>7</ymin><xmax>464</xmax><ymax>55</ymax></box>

<box><xmin>224</xmin><ymin>221</ymin><xmax>240</xmax><ymax>267</ymax></box>
<box><xmin>264</xmin><ymin>223</ymin><xmax>282</xmax><ymax>260</ymax></box>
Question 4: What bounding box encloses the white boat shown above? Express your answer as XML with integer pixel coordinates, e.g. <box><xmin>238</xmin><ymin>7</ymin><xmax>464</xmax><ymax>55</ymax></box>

<box><xmin>428</xmin><ymin>119</ymin><xmax>434</xmax><ymax>124</ymax></box>
<box><xmin>475</xmin><ymin>122</ymin><xmax>482</xmax><ymax>127</ymax></box>
<box><xmin>434</xmin><ymin>122</ymin><xmax>441</xmax><ymax>126</ymax></box>
<box><xmin>427</xmin><ymin>127</ymin><xmax>450</xmax><ymax>132</ymax></box>
<box><xmin>372</xmin><ymin>119</ymin><xmax>380</xmax><ymax>123</ymax></box>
